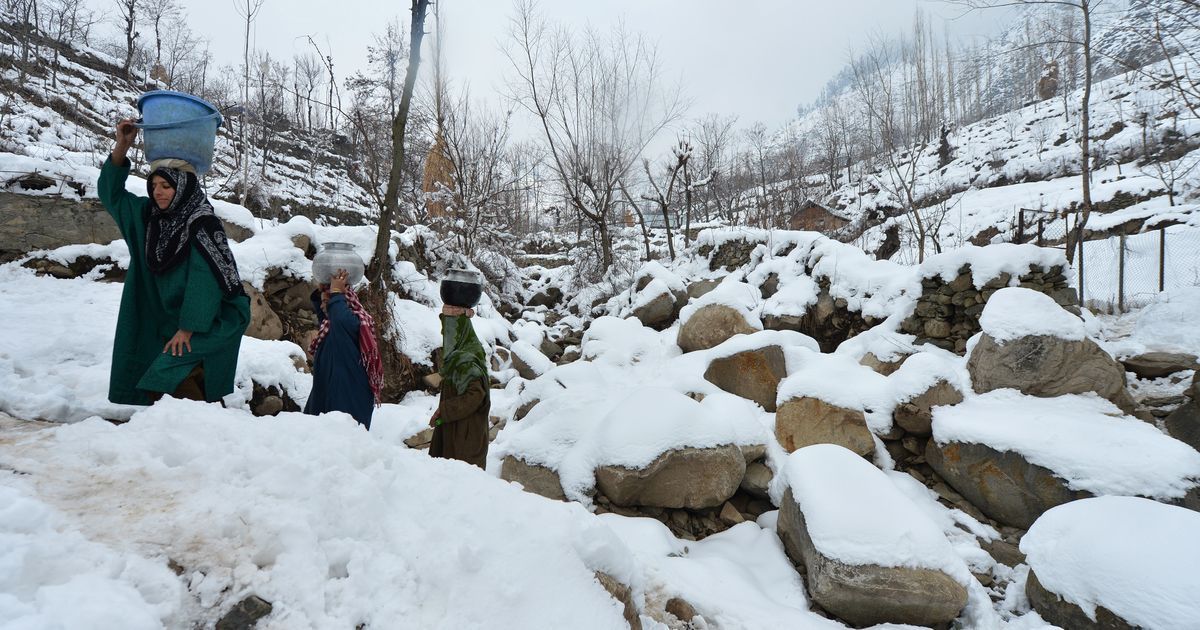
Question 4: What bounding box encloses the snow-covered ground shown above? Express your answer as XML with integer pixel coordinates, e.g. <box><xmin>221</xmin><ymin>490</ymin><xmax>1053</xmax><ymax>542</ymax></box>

<box><xmin>0</xmin><ymin>254</ymin><xmax>1034</xmax><ymax>629</ymax></box>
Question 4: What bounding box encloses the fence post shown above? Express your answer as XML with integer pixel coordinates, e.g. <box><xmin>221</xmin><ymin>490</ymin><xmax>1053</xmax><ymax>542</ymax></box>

<box><xmin>1159</xmin><ymin>227</ymin><xmax>1166</xmax><ymax>292</ymax></box>
<box><xmin>1076</xmin><ymin>215</ymin><xmax>1085</xmax><ymax>307</ymax></box>
<box><xmin>1017</xmin><ymin>210</ymin><xmax>1025</xmax><ymax>244</ymax></box>
<box><xmin>1037</xmin><ymin>217</ymin><xmax>1044</xmax><ymax>247</ymax></box>
<box><xmin>1118</xmin><ymin>234</ymin><xmax>1126</xmax><ymax>313</ymax></box>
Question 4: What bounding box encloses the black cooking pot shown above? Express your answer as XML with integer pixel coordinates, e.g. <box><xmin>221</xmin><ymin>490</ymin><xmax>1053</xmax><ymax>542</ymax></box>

<box><xmin>440</xmin><ymin>268</ymin><xmax>483</xmax><ymax>308</ymax></box>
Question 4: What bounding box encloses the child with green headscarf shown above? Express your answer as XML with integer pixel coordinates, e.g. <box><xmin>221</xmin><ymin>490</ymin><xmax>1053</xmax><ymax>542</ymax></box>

<box><xmin>428</xmin><ymin>305</ymin><xmax>490</xmax><ymax>468</ymax></box>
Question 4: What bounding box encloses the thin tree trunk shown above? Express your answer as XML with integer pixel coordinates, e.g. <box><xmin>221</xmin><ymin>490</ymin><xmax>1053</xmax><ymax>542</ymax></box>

<box><xmin>1067</xmin><ymin>1</ymin><xmax>1093</xmax><ymax>264</ymax></box>
<box><xmin>369</xmin><ymin>0</ymin><xmax>430</xmax><ymax>283</ymax></box>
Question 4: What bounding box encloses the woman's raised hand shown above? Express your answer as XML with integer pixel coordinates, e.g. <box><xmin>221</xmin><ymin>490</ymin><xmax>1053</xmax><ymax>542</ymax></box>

<box><xmin>113</xmin><ymin>118</ymin><xmax>138</xmax><ymax>166</ymax></box>
<box><xmin>330</xmin><ymin>269</ymin><xmax>349</xmax><ymax>293</ymax></box>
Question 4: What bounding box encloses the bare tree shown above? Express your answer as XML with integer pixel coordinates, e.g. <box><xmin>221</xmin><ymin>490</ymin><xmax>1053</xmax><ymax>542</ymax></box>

<box><xmin>637</xmin><ymin>140</ymin><xmax>691</xmax><ymax>260</ymax></box>
<box><xmin>114</xmin><ymin>0</ymin><xmax>137</xmax><ymax>77</ymax></box>
<box><xmin>690</xmin><ymin>113</ymin><xmax>737</xmax><ymax>224</ymax></box>
<box><xmin>42</xmin><ymin>0</ymin><xmax>97</xmax><ymax>86</ymax></box>
<box><xmin>431</xmin><ymin>90</ymin><xmax>532</xmax><ymax>258</ymax></box>
<box><xmin>505</xmin><ymin>0</ymin><xmax>684</xmax><ymax>274</ymax></box>
<box><xmin>293</xmin><ymin>53</ymin><xmax>324</xmax><ymax>129</ymax></box>
<box><xmin>143</xmin><ymin>0</ymin><xmax>176</xmax><ymax>71</ymax></box>
<box><xmin>160</xmin><ymin>15</ymin><xmax>200</xmax><ymax>90</ymax></box>
<box><xmin>852</xmin><ymin>38</ymin><xmax>940</xmax><ymax>262</ymax></box>
<box><xmin>233</xmin><ymin>0</ymin><xmax>265</xmax><ymax>206</ymax></box>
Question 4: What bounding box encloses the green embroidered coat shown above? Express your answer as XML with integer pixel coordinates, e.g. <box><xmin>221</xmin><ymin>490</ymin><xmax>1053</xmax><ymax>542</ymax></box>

<box><xmin>97</xmin><ymin>157</ymin><xmax>250</xmax><ymax>404</ymax></box>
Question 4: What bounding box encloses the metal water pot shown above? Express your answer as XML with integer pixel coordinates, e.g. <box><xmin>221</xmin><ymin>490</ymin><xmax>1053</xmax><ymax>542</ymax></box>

<box><xmin>440</xmin><ymin>268</ymin><xmax>483</xmax><ymax>308</ymax></box>
<box><xmin>312</xmin><ymin>242</ymin><xmax>364</xmax><ymax>285</ymax></box>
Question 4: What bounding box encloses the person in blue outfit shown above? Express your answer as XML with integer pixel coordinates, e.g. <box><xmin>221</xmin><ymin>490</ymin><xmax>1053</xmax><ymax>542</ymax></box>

<box><xmin>303</xmin><ymin>269</ymin><xmax>383</xmax><ymax>428</ymax></box>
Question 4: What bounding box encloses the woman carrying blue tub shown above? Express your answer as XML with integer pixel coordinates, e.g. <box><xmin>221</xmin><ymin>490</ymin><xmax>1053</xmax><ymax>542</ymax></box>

<box><xmin>97</xmin><ymin>119</ymin><xmax>249</xmax><ymax>405</ymax></box>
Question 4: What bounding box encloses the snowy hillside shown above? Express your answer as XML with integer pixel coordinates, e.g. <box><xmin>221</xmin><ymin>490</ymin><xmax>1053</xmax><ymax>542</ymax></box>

<box><xmin>0</xmin><ymin>16</ymin><xmax>378</xmax><ymax>225</ymax></box>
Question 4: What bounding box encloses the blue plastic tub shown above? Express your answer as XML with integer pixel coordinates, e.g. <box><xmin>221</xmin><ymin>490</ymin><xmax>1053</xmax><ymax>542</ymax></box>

<box><xmin>136</xmin><ymin>90</ymin><xmax>223</xmax><ymax>176</ymax></box>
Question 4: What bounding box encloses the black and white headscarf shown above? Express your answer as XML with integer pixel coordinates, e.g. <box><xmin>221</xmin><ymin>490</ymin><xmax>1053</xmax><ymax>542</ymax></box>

<box><xmin>145</xmin><ymin>167</ymin><xmax>244</xmax><ymax>297</ymax></box>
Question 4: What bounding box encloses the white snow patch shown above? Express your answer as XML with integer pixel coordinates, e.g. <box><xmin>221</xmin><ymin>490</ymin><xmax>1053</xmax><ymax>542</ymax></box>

<box><xmin>978</xmin><ymin>287</ymin><xmax>1085</xmax><ymax>343</ymax></box>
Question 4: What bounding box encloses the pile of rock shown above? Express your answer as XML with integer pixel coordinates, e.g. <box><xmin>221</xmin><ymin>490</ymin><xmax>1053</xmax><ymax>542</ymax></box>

<box><xmin>771</xmin><ymin>278</ymin><xmax>875</xmax><ymax>352</ymax></box>
<box><xmin>900</xmin><ymin>264</ymin><xmax>1076</xmax><ymax>353</ymax></box>
<box><xmin>697</xmin><ymin>237</ymin><xmax>763</xmax><ymax>272</ymax></box>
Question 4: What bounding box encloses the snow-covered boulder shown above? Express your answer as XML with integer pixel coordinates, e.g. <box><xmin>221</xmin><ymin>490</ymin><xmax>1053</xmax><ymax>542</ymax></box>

<box><xmin>685</xmin><ymin>279</ymin><xmax>721</xmax><ymax>300</ymax></box>
<box><xmin>776</xmin><ymin>445</ymin><xmax>970</xmax><ymax>626</ymax></box>
<box><xmin>500</xmin><ymin>455</ymin><xmax>566</xmax><ymax>501</ymax></box>
<box><xmin>703</xmin><ymin>345</ymin><xmax>787</xmax><ymax>412</ymax></box>
<box><xmin>928</xmin><ymin>390</ymin><xmax>1200</xmax><ymax>528</ymax></box>
<box><xmin>889</xmin><ymin>352</ymin><xmax>967</xmax><ymax>436</ymax></box>
<box><xmin>967</xmin><ymin>287</ymin><xmax>1136</xmax><ymax>413</ymax></box>
<box><xmin>774</xmin><ymin>350</ymin><xmax>893</xmax><ymax>456</ymax></box>
<box><xmin>1021</xmin><ymin>496</ymin><xmax>1200</xmax><ymax>629</ymax></box>
<box><xmin>631</xmin><ymin>285</ymin><xmax>677</xmax><ymax>329</ymax></box>
<box><xmin>595</xmin><ymin>444</ymin><xmax>746</xmax><ymax>509</ymax></box>
<box><xmin>1120</xmin><ymin>351</ymin><xmax>1200</xmax><ymax>380</ymax></box>
<box><xmin>510</xmin><ymin>340</ymin><xmax>553</xmax><ymax>380</ymax></box>
<box><xmin>775</xmin><ymin>397</ymin><xmax>874</xmax><ymax>457</ymax></box>
<box><xmin>677</xmin><ymin>304</ymin><xmax>757</xmax><ymax>353</ymax></box>
<box><xmin>1164</xmin><ymin>399</ymin><xmax>1200</xmax><ymax>454</ymax></box>
<box><xmin>629</xmin><ymin>262</ymin><xmax>688</xmax><ymax>329</ymax></box>
<box><xmin>676</xmin><ymin>282</ymin><xmax>761</xmax><ymax>353</ymax></box>
<box><xmin>759</xmin><ymin>274</ymin><xmax>819</xmax><ymax>335</ymax></box>
<box><xmin>495</xmin><ymin>386</ymin><xmax>767</xmax><ymax>509</ymax></box>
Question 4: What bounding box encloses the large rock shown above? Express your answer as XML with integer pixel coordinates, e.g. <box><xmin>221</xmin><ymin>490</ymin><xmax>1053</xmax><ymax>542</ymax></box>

<box><xmin>1025</xmin><ymin>569</ymin><xmax>1133</xmax><ymax>630</ymax></box>
<box><xmin>686</xmin><ymin>279</ymin><xmax>721</xmax><ymax>300</ymax></box>
<box><xmin>703</xmin><ymin>345</ymin><xmax>787</xmax><ymax>411</ymax></box>
<box><xmin>740</xmin><ymin>460</ymin><xmax>772</xmax><ymax>498</ymax></box>
<box><xmin>500</xmin><ymin>455</ymin><xmax>566</xmax><ymax>501</ymax></box>
<box><xmin>510</xmin><ymin>342</ymin><xmax>552</xmax><ymax>381</ymax></box>
<box><xmin>925</xmin><ymin>440</ymin><xmax>1091</xmax><ymax>529</ymax></box>
<box><xmin>0</xmin><ymin>193</ymin><xmax>119</xmax><ymax>261</ymax></box>
<box><xmin>1121</xmin><ymin>351</ymin><xmax>1200</xmax><ymax>380</ymax></box>
<box><xmin>528</xmin><ymin>287</ymin><xmax>563</xmax><ymax>308</ymax></box>
<box><xmin>631</xmin><ymin>290</ymin><xmax>676</xmax><ymax>329</ymax></box>
<box><xmin>677</xmin><ymin>304</ymin><xmax>756</xmax><ymax>353</ymax></box>
<box><xmin>223</xmin><ymin>220</ymin><xmax>255</xmax><ymax>243</ymax></box>
<box><xmin>967</xmin><ymin>333</ymin><xmax>1136</xmax><ymax>414</ymax></box>
<box><xmin>894</xmin><ymin>380</ymin><xmax>964</xmax><ymax>436</ymax></box>
<box><xmin>594</xmin><ymin>445</ymin><xmax>745</xmax><ymax>509</ymax></box>
<box><xmin>859</xmin><ymin>351</ymin><xmax>907</xmax><ymax>376</ymax></box>
<box><xmin>775</xmin><ymin>397</ymin><xmax>874</xmax><ymax>457</ymax></box>
<box><xmin>243</xmin><ymin>283</ymin><xmax>284</xmax><ymax>341</ymax></box>
<box><xmin>776</xmin><ymin>489</ymin><xmax>968</xmax><ymax>627</ymax></box>
<box><xmin>1165</xmin><ymin>399</ymin><xmax>1200</xmax><ymax>454</ymax></box>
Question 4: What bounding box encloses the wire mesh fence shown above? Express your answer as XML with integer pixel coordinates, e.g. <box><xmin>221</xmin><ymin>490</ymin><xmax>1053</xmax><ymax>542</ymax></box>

<box><xmin>1015</xmin><ymin>209</ymin><xmax>1200</xmax><ymax>313</ymax></box>
<box><xmin>1080</xmin><ymin>224</ymin><xmax>1200</xmax><ymax>313</ymax></box>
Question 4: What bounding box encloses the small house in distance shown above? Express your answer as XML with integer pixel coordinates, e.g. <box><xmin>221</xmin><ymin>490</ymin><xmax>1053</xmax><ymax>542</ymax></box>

<box><xmin>787</xmin><ymin>199</ymin><xmax>849</xmax><ymax>235</ymax></box>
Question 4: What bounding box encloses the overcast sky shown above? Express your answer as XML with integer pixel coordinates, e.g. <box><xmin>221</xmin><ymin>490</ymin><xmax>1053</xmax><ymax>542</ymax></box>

<box><xmin>92</xmin><ymin>0</ymin><xmax>1010</xmax><ymax>129</ymax></box>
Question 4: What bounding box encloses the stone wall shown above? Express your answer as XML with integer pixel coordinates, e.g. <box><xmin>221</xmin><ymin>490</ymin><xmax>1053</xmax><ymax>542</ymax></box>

<box><xmin>900</xmin><ymin>264</ymin><xmax>1077</xmax><ymax>353</ymax></box>
<box><xmin>0</xmin><ymin>193</ymin><xmax>119</xmax><ymax>262</ymax></box>
<box><xmin>698</xmin><ymin>237</ymin><xmax>765</xmax><ymax>271</ymax></box>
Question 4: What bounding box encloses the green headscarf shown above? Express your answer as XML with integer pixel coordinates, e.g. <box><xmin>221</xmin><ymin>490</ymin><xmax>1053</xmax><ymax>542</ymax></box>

<box><xmin>439</xmin><ymin>314</ymin><xmax>488</xmax><ymax>395</ymax></box>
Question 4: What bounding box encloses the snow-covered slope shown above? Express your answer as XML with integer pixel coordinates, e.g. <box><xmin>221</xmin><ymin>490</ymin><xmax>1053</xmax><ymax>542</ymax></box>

<box><xmin>0</xmin><ymin>16</ymin><xmax>378</xmax><ymax>225</ymax></box>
